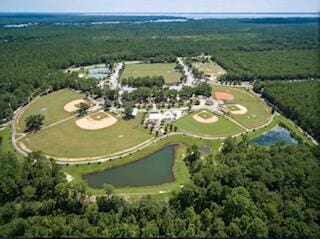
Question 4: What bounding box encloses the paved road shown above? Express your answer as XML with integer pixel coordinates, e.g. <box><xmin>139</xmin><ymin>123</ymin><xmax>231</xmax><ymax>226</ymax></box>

<box><xmin>109</xmin><ymin>63</ymin><xmax>124</xmax><ymax>90</ymax></box>
<box><xmin>177</xmin><ymin>58</ymin><xmax>197</xmax><ymax>87</ymax></box>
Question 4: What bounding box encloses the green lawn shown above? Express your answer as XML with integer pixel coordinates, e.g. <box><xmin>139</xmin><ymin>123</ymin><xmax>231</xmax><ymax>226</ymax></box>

<box><xmin>213</xmin><ymin>85</ymin><xmax>271</xmax><ymax>129</ymax></box>
<box><xmin>197</xmin><ymin>110</ymin><xmax>214</xmax><ymax>119</ymax></box>
<box><xmin>19</xmin><ymin>113</ymin><xmax>152</xmax><ymax>158</ymax></box>
<box><xmin>63</xmin><ymin>134</ymin><xmax>222</xmax><ymax>200</ymax></box>
<box><xmin>121</xmin><ymin>63</ymin><xmax>181</xmax><ymax>84</ymax></box>
<box><xmin>17</xmin><ymin>89</ymin><xmax>83</xmax><ymax>132</ymax></box>
<box><xmin>175</xmin><ymin>111</ymin><xmax>244</xmax><ymax>137</ymax></box>
<box><xmin>0</xmin><ymin>126</ymin><xmax>14</xmax><ymax>153</ymax></box>
<box><xmin>225</xmin><ymin>105</ymin><xmax>241</xmax><ymax>111</ymax></box>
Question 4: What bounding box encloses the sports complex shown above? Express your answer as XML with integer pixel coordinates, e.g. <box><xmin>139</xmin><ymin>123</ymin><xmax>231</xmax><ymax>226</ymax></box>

<box><xmin>9</xmin><ymin>58</ymin><xmax>313</xmax><ymax>200</ymax></box>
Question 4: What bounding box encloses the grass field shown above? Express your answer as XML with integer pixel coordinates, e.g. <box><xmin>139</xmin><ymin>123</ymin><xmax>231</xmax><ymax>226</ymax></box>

<box><xmin>0</xmin><ymin>126</ymin><xmax>14</xmax><ymax>153</ymax></box>
<box><xmin>121</xmin><ymin>63</ymin><xmax>181</xmax><ymax>84</ymax></box>
<box><xmin>19</xmin><ymin>113</ymin><xmax>151</xmax><ymax>158</ymax></box>
<box><xmin>17</xmin><ymin>89</ymin><xmax>83</xmax><ymax>133</ymax></box>
<box><xmin>175</xmin><ymin>110</ymin><xmax>244</xmax><ymax>137</ymax></box>
<box><xmin>89</xmin><ymin>112</ymin><xmax>109</xmax><ymax>121</ymax></box>
<box><xmin>193</xmin><ymin>61</ymin><xmax>226</xmax><ymax>77</ymax></box>
<box><xmin>63</xmin><ymin>134</ymin><xmax>222</xmax><ymax>200</ymax></box>
<box><xmin>198</xmin><ymin>110</ymin><xmax>214</xmax><ymax>119</ymax></box>
<box><xmin>213</xmin><ymin>85</ymin><xmax>271</xmax><ymax>129</ymax></box>
<box><xmin>225</xmin><ymin>105</ymin><xmax>241</xmax><ymax>111</ymax></box>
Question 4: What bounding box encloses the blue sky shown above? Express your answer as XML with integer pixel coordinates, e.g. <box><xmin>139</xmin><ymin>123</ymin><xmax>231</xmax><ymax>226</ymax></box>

<box><xmin>0</xmin><ymin>0</ymin><xmax>319</xmax><ymax>13</ymax></box>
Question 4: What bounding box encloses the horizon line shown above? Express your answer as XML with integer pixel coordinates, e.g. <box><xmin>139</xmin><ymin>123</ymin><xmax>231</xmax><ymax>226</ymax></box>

<box><xmin>0</xmin><ymin>12</ymin><xmax>319</xmax><ymax>14</ymax></box>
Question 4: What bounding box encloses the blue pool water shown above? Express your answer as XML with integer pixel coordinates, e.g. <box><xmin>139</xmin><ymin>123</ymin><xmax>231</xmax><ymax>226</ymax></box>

<box><xmin>250</xmin><ymin>126</ymin><xmax>298</xmax><ymax>146</ymax></box>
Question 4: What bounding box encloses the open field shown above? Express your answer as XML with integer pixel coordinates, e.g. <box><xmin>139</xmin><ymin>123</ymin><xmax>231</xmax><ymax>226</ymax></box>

<box><xmin>19</xmin><ymin>113</ymin><xmax>151</xmax><ymax>158</ymax></box>
<box><xmin>175</xmin><ymin>110</ymin><xmax>244</xmax><ymax>137</ymax></box>
<box><xmin>121</xmin><ymin>63</ymin><xmax>181</xmax><ymax>83</ymax></box>
<box><xmin>0</xmin><ymin>126</ymin><xmax>14</xmax><ymax>153</ymax></box>
<box><xmin>17</xmin><ymin>89</ymin><xmax>83</xmax><ymax>132</ymax></box>
<box><xmin>193</xmin><ymin>61</ymin><xmax>226</xmax><ymax>79</ymax></box>
<box><xmin>63</xmin><ymin>135</ymin><xmax>222</xmax><ymax>200</ymax></box>
<box><xmin>213</xmin><ymin>85</ymin><xmax>271</xmax><ymax>128</ymax></box>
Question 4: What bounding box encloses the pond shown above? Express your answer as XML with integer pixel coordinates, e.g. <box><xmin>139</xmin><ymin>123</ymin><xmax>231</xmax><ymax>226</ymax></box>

<box><xmin>83</xmin><ymin>144</ymin><xmax>177</xmax><ymax>188</ymax></box>
<box><xmin>250</xmin><ymin>126</ymin><xmax>298</xmax><ymax>146</ymax></box>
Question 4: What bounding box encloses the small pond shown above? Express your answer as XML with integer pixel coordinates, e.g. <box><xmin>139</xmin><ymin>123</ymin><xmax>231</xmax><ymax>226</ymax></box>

<box><xmin>83</xmin><ymin>144</ymin><xmax>176</xmax><ymax>188</ymax></box>
<box><xmin>250</xmin><ymin>126</ymin><xmax>298</xmax><ymax>146</ymax></box>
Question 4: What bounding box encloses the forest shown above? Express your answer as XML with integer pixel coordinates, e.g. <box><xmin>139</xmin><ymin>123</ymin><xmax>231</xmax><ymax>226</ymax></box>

<box><xmin>254</xmin><ymin>80</ymin><xmax>320</xmax><ymax>142</ymax></box>
<box><xmin>0</xmin><ymin>137</ymin><xmax>319</xmax><ymax>237</ymax></box>
<box><xmin>0</xmin><ymin>16</ymin><xmax>319</xmax><ymax>121</ymax></box>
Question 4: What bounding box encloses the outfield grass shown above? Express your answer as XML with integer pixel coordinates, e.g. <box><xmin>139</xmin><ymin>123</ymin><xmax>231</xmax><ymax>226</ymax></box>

<box><xmin>121</xmin><ymin>63</ymin><xmax>181</xmax><ymax>84</ymax></box>
<box><xmin>20</xmin><ymin>113</ymin><xmax>151</xmax><ymax>158</ymax></box>
<box><xmin>213</xmin><ymin>85</ymin><xmax>271</xmax><ymax>129</ymax></box>
<box><xmin>0</xmin><ymin>126</ymin><xmax>14</xmax><ymax>153</ymax></box>
<box><xmin>63</xmin><ymin>134</ymin><xmax>222</xmax><ymax>200</ymax></box>
<box><xmin>175</xmin><ymin>111</ymin><xmax>244</xmax><ymax>137</ymax></box>
<box><xmin>17</xmin><ymin>89</ymin><xmax>83</xmax><ymax>132</ymax></box>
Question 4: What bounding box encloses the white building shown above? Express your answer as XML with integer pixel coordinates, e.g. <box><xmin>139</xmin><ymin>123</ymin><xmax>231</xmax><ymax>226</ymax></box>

<box><xmin>132</xmin><ymin>108</ymin><xmax>139</xmax><ymax>117</ymax></box>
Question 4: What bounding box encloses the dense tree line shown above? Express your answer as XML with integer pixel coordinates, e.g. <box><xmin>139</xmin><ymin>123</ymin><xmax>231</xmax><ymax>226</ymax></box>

<box><xmin>121</xmin><ymin>76</ymin><xmax>165</xmax><ymax>87</ymax></box>
<box><xmin>254</xmin><ymin>80</ymin><xmax>320</xmax><ymax>141</ymax></box>
<box><xmin>0</xmin><ymin>137</ymin><xmax>319</xmax><ymax>237</ymax></box>
<box><xmin>121</xmin><ymin>82</ymin><xmax>212</xmax><ymax>104</ymax></box>
<box><xmin>0</xmin><ymin>15</ymin><xmax>319</xmax><ymax>119</ymax></box>
<box><xmin>0</xmin><ymin>16</ymin><xmax>319</xmax><ymax>121</ymax></box>
<box><xmin>217</xmin><ymin>50</ymin><xmax>320</xmax><ymax>82</ymax></box>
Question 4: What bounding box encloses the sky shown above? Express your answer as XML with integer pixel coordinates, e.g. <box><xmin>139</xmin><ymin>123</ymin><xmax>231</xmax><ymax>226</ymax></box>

<box><xmin>0</xmin><ymin>0</ymin><xmax>319</xmax><ymax>13</ymax></box>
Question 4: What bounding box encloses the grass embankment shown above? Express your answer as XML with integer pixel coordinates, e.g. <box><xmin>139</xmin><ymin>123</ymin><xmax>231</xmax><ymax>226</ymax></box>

<box><xmin>63</xmin><ymin>135</ymin><xmax>222</xmax><ymax>200</ymax></box>
<box><xmin>213</xmin><ymin>85</ymin><xmax>271</xmax><ymax>129</ymax></box>
<box><xmin>121</xmin><ymin>63</ymin><xmax>181</xmax><ymax>84</ymax></box>
<box><xmin>0</xmin><ymin>126</ymin><xmax>14</xmax><ymax>153</ymax></box>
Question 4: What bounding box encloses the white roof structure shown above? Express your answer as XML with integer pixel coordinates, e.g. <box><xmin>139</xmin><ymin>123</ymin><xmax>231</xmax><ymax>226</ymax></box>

<box><xmin>132</xmin><ymin>108</ymin><xmax>139</xmax><ymax>117</ymax></box>
<box><xmin>148</xmin><ymin>110</ymin><xmax>161</xmax><ymax>120</ymax></box>
<box><xmin>147</xmin><ymin>109</ymin><xmax>182</xmax><ymax>122</ymax></box>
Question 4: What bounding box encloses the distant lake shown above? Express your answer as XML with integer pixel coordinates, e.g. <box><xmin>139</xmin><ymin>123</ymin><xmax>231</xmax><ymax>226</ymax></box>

<box><xmin>83</xmin><ymin>144</ymin><xmax>176</xmax><ymax>188</ymax></box>
<box><xmin>82</xmin><ymin>13</ymin><xmax>320</xmax><ymax>19</ymax></box>
<box><xmin>250</xmin><ymin>126</ymin><xmax>298</xmax><ymax>146</ymax></box>
<box><xmin>2</xmin><ymin>13</ymin><xmax>318</xmax><ymax>28</ymax></box>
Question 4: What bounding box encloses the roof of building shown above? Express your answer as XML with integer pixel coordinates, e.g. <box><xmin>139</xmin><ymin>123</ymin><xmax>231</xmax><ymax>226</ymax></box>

<box><xmin>132</xmin><ymin>108</ymin><xmax>139</xmax><ymax>116</ymax></box>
